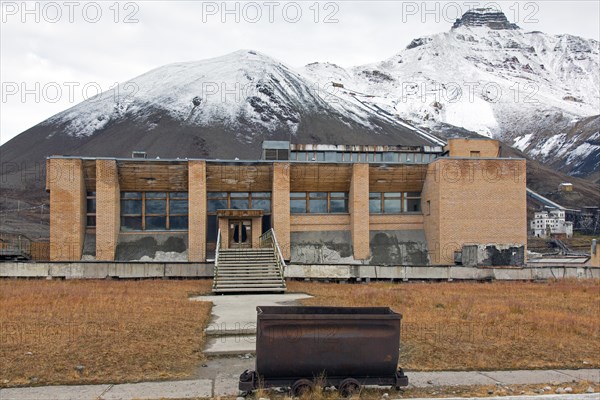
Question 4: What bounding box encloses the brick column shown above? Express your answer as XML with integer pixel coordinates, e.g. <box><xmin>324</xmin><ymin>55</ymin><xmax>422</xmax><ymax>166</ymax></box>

<box><xmin>219</xmin><ymin>218</ymin><xmax>229</xmax><ymax>250</ymax></box>
<box><xmin>95</xmin><ymin>159</ymin><xmax>120</xmax><ymax>261</ymax></box>
<box><xmin>350</xmin><ymin>163</ymin><xmax>370</xmax><ymax>260</ymax></box>
<box><xmin>48</xmin><ymin>158</ymin><xmax>86</xmax><ymax>261</ymax></box>
<box><xmin>272</xmin><ymin>163</ymin><xmax>290</xmax><ymax>259</ymax></box>
<box><xmin>188</xmin><ymin>160</ymin><xmax>207</xmax><ymax>262</ymax></box>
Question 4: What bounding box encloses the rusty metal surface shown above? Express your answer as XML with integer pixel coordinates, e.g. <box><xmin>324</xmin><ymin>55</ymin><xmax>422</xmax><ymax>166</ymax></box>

<box><xmin>255</xmin><ymin>306</ymin><xmax>401</xmax><ymax>379</ymax></box>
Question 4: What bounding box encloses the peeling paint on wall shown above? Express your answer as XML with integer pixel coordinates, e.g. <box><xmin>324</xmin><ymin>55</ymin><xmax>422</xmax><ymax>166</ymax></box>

<box><xmin>369</xmin><ymin>230</ymin><xmax>429</xmax><ymax>266</ymax></box>
<box><xmin>115</xmin><ymin>234</ymin><xmax>187</xmax><ymax>261</ymax></box>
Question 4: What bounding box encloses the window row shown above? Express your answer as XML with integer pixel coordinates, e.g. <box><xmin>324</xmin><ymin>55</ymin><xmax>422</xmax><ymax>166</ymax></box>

<box><xmin>290</xmin><ymin>151</ymin><xmax>436</xmax><ymax>164</ymax></box>
<box><xmin>207</xmin><ymin>192</ymin><xmax>271</xmax><ymax>214</ymax></box>
<box><xmin>290</xmin><ymin>192</ymin><xmax>348</xmax><ymax>214</ymax></box>
<box><xmin>121</xmin><ymin>192</ymin><xmax>188</xmax><ymax>231</ymax></box>
<box><xmin>369</xmin><ymin>192</ymin><xmax>421</xmax><ymax>213</ymax></box>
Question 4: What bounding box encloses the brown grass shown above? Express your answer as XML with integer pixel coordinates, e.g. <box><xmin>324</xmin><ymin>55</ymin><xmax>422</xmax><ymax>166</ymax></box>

<box><xmin>0</xmin><ymin>279</ymin><xmax>213</xmax><ymax>388</ymax></box>
<box><xmin>289</xmin><ymin>279</ymin><xmax>600</xmax><ymax>371</ymax></box>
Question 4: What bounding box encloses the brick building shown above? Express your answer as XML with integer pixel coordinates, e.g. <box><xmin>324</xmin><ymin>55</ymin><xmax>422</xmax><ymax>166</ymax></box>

<box><xmin>46</xmin><ymin>138</ymin><xmax>527</xmax><ymax>267</ymax></box>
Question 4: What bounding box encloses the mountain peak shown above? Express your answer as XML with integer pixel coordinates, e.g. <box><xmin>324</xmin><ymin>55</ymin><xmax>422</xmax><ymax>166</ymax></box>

<box><xmin>452</xmin><ymin>8</ymin><xmax>520</xmax><ymax>30</ymax></box>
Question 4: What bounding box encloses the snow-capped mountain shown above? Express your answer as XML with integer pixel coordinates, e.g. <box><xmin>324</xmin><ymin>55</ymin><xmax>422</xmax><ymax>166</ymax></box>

<box><xmin>2</xmin><ymin>9</ymin><xmax>599</xmax><ymax>185</ymax></box>
<box><xmin>302</xmin><ymin>9</ymin><xmax>599</xmax><ymax>179</ymax></box>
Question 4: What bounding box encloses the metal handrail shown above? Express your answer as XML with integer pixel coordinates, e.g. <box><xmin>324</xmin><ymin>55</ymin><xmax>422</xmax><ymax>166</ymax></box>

<box><xmin>259</xmin><ymin>229</ymin><xmax>286</xmax><ymax>282</ymax></box>
<box><xmin>213</xmin><ymin>229</ymin><xmax>221</xmax><ymax>287</ymax></box>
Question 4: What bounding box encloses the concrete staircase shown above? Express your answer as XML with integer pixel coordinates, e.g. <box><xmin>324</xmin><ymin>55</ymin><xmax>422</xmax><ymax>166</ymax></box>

<box><xmin>213</xmin><ymin>247</ymin><xmax>287</xmax><ymax>293</ymax></box>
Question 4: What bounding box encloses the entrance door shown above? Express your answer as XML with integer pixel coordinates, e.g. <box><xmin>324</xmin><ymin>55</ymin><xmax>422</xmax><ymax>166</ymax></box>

<box><xmin>229</xmin><ymin>220</ymin><xmax>251</xmax><ymax>248</ymax></box>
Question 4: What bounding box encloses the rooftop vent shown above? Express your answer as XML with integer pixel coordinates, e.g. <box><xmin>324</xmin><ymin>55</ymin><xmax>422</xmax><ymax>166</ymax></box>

<box><xmin>132</xmin><ymin>151</ymin><xmax>147</xmax><ymax>159</ymax></box>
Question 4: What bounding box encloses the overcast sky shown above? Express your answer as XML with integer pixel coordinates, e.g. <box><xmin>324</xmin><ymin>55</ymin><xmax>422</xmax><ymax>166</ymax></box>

<box><xmin>1</xmin><ymin>0</ymin><xmax>599</xmax><ymax>144</ymax></box>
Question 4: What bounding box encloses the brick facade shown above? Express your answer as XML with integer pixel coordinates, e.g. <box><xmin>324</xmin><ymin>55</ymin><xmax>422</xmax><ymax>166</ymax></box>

<box><xmin>188</xmin><ymin>160</ymin><xmax>207</xmax><ymax>262</ymax></box>
<box><xmin>272</xmin><ymin>163</ymin><xmax>291</xmax><ymax>259</ymax></box>
<box><xmin>95</xmin><ymin>159</ymin><xmax>120</xmax><ymax>261</ymax></box>
<box><xmin>290</xmin><ymin>214</ymin><xmax>351</xmax><ymax>231</ymax></box>
<box><xmin>350</xmin><ymin>163</ymin><xmax>370</xmax><ymax>259</ymax></box>
<box><xmin>446</xmin><ymin>138</ymin><xmax>500</xmax><ymax>158</ymax></box>
<box><xmin>46</xmin><ymin>153</ymin><xmax>528</xmax><ymax>267</ymax></box>
<box><xmin>423</xmin><ymin>158</ymin><xmax>527</xmax><ymax>265</ymax></box>
<box><xmin>47</xmin><ymin>158</ymin><xmax>86</xmax><ymax>261</ymax></box>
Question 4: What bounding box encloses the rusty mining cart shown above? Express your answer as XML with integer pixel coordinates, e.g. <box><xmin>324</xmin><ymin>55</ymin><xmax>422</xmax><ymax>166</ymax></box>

<box><xmin>239</xmin><ymin>306</ymin><xmax>408</xmax><ymax>397</ymax></box>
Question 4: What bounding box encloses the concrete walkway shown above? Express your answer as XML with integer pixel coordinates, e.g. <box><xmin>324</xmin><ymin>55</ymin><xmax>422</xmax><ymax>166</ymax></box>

<box><xmin>0</xmin><ymin>366</ymin><xmax>597</xmax><ymax>399</ymax></box>
<box><xmin>191</xmin><ymin>293</ymin><xmax>312</xmax><ymax>356</ymax></box>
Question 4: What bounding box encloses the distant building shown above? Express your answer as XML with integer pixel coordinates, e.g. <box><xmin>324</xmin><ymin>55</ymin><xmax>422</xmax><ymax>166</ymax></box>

<box><xmin>558</xmin><ymin>182</ymin><xmax>573</xmax><ymax>192</ymax></box>
<box><xmin>530</xmin><ymin>209</ymin><xmax>573</xmax><ymax>239</ymax></box>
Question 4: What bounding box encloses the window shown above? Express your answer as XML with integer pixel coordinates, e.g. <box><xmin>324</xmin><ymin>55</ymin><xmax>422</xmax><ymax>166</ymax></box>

<box><xmin>207</xmin><ymin>192</ymin><xmax>271</xmax><ymax>212</ymax></box>
<box><xmin>369</xmin><ymin>192</ymin><xmax>422</xmax><ymax>214</ymax></box>
<box><xmin>120</xmin><ymin>192</ymin><xmax>188</xmax><ymax>231</ymax></box>
<box><xmin>369</xmin><ymin>192</ymin><xmax>382</xmax><ymax>213</ymax></box>
<box><xmin>290</xmin><ymin>192</ymin><xmax>349</xmax><ymax>213</ymax></box>
<box><xmin>404</xmin><ymin>192</ymin><xmax>422</xmax><ymax>212</ymax></box>
<box><xmin>86</xmin><ymin>191</ymin><xmax>96</xmax><ymax>227</ymax></box>
<box><xmin>470</xmin><ymin>151</ymin><xmax>481</xmax><ymax>157</ymax></box>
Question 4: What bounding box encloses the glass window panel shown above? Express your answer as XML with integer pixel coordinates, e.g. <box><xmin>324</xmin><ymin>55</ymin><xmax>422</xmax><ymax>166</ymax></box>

<box><xmin>208</xmin><ymin>199</ymin><xmax>227</xmax><ymax>212</ymax></box>
<box><xmin>316</xmin><ymin>152</ymin><xmax>325</xmax><ymax>161</ymax></box>
<box><xmin>309</xmin><ymin>199</ymin><xmax>328</xmax><ymax>213</ymax></box>
<box><xmin>169</xmin><ymin>192</ymin><xmax>188</xmax><ymax>199</ymax></box>
<box><xmin>208</xmin><ymin>192</ymin><xmax>227</xmax><ymax>199</ymax></box>
<box><xmin>121</xmin><ymin>199</ymin><xmax>142</xmax><ymax>215</ymax></box>
<box><xmin>384</xmin><ymin>199</ymin><xmax>402</xmax><ymax>213</ymax></box>
<box><xmin>290</xmin><ymin>151</ymin><xmax>297</xmax><ymax>160</ymax></box>
<box><xmin>207</xmin><ymin>215</ymin><xmax>218</xmax><ymax>241</ymax></box>
<box><xmin>369</xmin><ymin>199</ymin><xmax>382</xmax><ymax>213</ymax></box>
<box><xmin>406</xmin><ymin>154</ymin><xmax>413</xmax><ymax>163</ymax></box>
<box><xmin>290</xmin><ymin>199</ymin><xmax>307</xmax><ymax>213</ymax></box>
<box><xmin>369</xmin><ymin>192</ymin><xmax>382</xmax><ymax>199</ymax></box>
<box><xmin>297</xmin><ymin>152</ymin><xmax>306</xmax><ymax>161</ymax></box>
<box><xmin>121</xmin><ymin>216</ymin><xmax>142</xmax><ymax>231</ymax></box>
<box><xmin>335</xmin><ymin>153</ymin><xmax>343</xmax><ymax>162</ymax></box>
<box><xmin>330</xmin><ymin>199</ymin><xmax>348</xmax><ymax>213</ymax></box>
<box><xmin>87</xmin><ymin>191</ymin><xmax>96</xmax><ymax>197</ymax></box>
<box><xmin>145</xmin><ymin>192</ymin><xmax>166</xmax><ymax>199</ymax></box>
<box><xmin>405</xmin><ymin>192</ymin><xmax>421</xmax><ymax>198</ymax></box>
<box><xmin>374</xmin><ymin>153</ymin><xmax>383</xmax><ymax>162</ymax></box>
<box><xmin>86</xmin><ymin>216</ymin><xmax>96</xmax><ymax>227</ymax></box>
<box><xmin>170</xmin><ymin>200</ymin><xmax>188</xmax><ymax>214</ymax></box>
<box><xmin>251</xmin><ymin>192</ymin><xmax>271</xmax><ymax>198</ymax></box>
<box><xmin>145</xmin><ymin>199</ymin><xmax>166</xmax><ymax>214</ymax></box>
<box><xmin>330</xmin><ymin>192</ymin><xmax>347</xmax><ymax>198</ymax></box>
<box><xmin>252</xmin><ymin>199</ymin><xmax>271</xmax><ymax>212</ymax></box>
<box><xmin>310</xmin><ymin>192</ymin><xmax>327</xmax><ymax>199</ymax></box>
<box><xmin>290</xmin><ymin>192</ymin><xmax>306</xmax><ymax>198</ymax></box>
<box><xmin>122</xmin><ymin>192</ymin><xmax>142</xmax><ymax>199</ymax></box>
<box><xmin>230</xmin><ymin>199</ymin><xmax>249</xmax><ymax>209</ymax></box>
<box><xmin>368</xmin><ymin>153</ymin><xmax>374</xmax><ymax>162</ymax></box>
<box><xmin>406</xmin><ymin>199</ymin><xmax>422</xmax><ymax>212</ymax></box>
<box><xmin>385</xmin><ymin>192</ymin><xmax>402</xmax><ymax>197</ymax></box>
<box><xmin>87</xmin><ymin>198</ymin><xmax>96</xmax><ymax>213</ymax></box>
<box><xmin>169</xmin><ymin>216</ymin><xmax>188</xmax><ymax>230</ymax></box>
<box><xmin>230</xmin><ymin>192</ymin><xmax>249</xmax><ymax>198</ymax></box>
<box><xmin>145</xmin><ymin>216</ymin><xmax>166</xmax><ymax>230</ymax></box>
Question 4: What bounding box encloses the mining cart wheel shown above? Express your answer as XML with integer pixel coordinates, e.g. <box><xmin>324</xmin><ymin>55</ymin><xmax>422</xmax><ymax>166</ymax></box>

<box><xmin>339</xmin><ymin>378</ymin><xmax>361</xmax><ymax>397</ymax></box>
<box><xmin>291</xmin><ymin>379</ymin><xmax>314</xmax><ymax>397</ymax></box>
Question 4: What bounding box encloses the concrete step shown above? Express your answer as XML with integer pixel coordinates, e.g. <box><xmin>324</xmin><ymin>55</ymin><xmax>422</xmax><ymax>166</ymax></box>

<box><xmin>213</xmin><ymin>287</ymin><xmax>287</xmax><ymax>293</ymax></box>
<box><xmin>217</xmin><ymin>268</ymin><xmax>279</xmax><ymax>270</ymax></box>
<box><xmin>217</xmin><ymin>260</ymin><xmax>276</xmax><ymax>264</ymax></box>
<box><xmin>215</xmin><ymin>280</ymin><xmax>284</xmax><ymax>285</ymax></box>
<box><xmin>215</xmin><ymin>282</ymin><xmax>286</xmax><ymax>288</ymax></box>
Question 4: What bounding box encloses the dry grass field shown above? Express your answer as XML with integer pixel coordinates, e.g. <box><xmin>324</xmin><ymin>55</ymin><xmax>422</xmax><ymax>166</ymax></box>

<box><xmin>289</xmin><ymin>279</ymin><xmax>600</xmax><ymax>371</ymax></box>
<box><xmin>0</xmin><ymin>279</ymin><xmax>213</xmax><ymax>388</ymax></box>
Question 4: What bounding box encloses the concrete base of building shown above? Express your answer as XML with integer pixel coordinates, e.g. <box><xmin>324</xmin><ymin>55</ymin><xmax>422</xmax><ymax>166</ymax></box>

<box><xmin>0</xmin><ymin>262</ymin><xmax>598</xmax><ymax>280</ymax></box>
<box><xmin>0</xmin><ymin>262</ymin><xmax>213</xmax><ymax>279</ymax></box>
<box><xmin>284</xmin><ymin>264</ymin><xmax>600</xmax><ymax>281</ymax></box>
